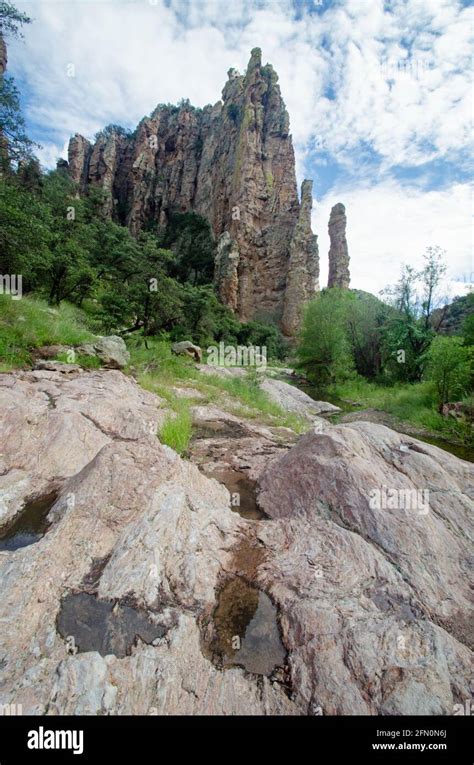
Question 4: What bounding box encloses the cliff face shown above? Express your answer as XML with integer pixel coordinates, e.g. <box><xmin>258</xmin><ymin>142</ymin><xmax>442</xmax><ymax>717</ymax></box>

<box><xmin>67</xmin><ymin>48</ymin><xmax>319</xmax><ymax>333</ymax></box>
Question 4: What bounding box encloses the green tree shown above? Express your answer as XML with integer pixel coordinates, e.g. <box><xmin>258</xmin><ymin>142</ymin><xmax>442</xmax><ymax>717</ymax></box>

<box><xmin>425</xmin><ymin>335</ymin><xmax>472</xmax><ymax>411</ymax></box>
<box><xmin>0</xmin><ymin>2</ymin><xmax>35</xmax><ymax>168</ymax></box>
<box><xmin>297</xmin><ymin>289</ymin><xmax>354</xmax><ymax>389</ymax></box>
<box><xmin>0</xmin><ymin>1</ymin><xmax>30</xmax><ymax>38</ymax></box>
<box><xmin>381</xmin><ymin>248</ymin><xmax>448</xmax><ymax>381</ymax></box>
<box><xmin>345</xmin><ymin>290</ymin><xmax>393</xmax><ymax>379</ymax></box>
<box><xmin>157</xmin><ymin>211</ymin><xmax>215</xmax><ymax>285</ymax></box>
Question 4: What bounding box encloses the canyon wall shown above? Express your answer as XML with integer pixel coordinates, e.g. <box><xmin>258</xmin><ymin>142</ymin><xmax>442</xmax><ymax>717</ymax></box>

<box><xmin>67</xmin><ymin>48</ymin><xmax>319</xmax><ymax>333</ymax></box>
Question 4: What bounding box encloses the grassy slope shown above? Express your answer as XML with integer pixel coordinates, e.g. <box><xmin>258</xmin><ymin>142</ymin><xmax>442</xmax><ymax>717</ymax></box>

<box><xmin>0</xmin><ymin>295</ymin><xmax>95</xmax><ymax>370</ymax></box>
<box><xmin>332</xmin><ymin>377</ymin><xmax>473</xmax><ymax>445</ymax></box>
<box><xmin>0</xmin><ymin>296</ymin><xmax>308</xmax><ymax>452</ymax></box>
<box><xmin>128</xmin><ymin>338</ymin><xmax>308</xmax><ymax>452</ymax></box>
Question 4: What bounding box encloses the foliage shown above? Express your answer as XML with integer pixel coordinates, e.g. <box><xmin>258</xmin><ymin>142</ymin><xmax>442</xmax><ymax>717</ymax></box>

<box><xmin>0</xmin><ymin>1</ymin><xmax>30</xmax><ymax>38</ymax></box>
<box><xmin>0</xmin><ymin>75</ymin><xmax>37</xmax><ymax>164</ymax></box>
<box><xmin>227</xmin><ymin>104</ymin><xmax>240</xmax><ymax>124</ymax></box>
<box><xmin>424</xmin><ymin>335</ymin><xmax>472</xmax><ymax>411</ymax></box>
<box><xmin>0</xmin><ymin>2</ymin><xmax>36</xmax><ymax>167</ymax></box>
<box><xmin>345</xmin><ymin>290</ymin><xmax>393</xmax><ymax>378</ymax></box>
<box><xmin>0</xmin><ymin>294</ymin><xmax>94</xmax><ymax>369</ymax></box>
<box><xmin>380</xmin><ymin>248</ymin><xmax>447</xmax><ymax>382</ymax></box>
<box><xmin>297</xmin><ymin>289</ymin><xmax>354</xmax><ymax>388</ymax></box>
<box><xmin>156</xmin><ymin>211</ymin><xmax>215</xmax><ymax>285</ymax></box>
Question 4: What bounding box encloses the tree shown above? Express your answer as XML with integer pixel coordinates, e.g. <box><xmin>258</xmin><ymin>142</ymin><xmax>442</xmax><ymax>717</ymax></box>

<box><xmin>420</xmin><ymin>246</ymin><xmax>448</xmax><ymax>330</ymax></box>
<box><xmin>380</xmin><ymin>248</ymin><xmax>448</xmax><ymax>382</ymax></box>
<box><xmin>297</xmin><ymin>289</ymin><xmax>354</xmax><ymax>389</ymax></box>
<box><xmin>345</xmin><ymin>290</ymin><xmax>393</xmax><ymax>378</ymax></box>
<box><xmin>0</xmin><ymin>2</ymin><xmax>36</xmax><ymax>168</ymax></box>
<box><xmin>425</xmin><ymin>336</ymin><xmax>472</xmax><ymax>412</ymax></box>
<box><xmin>157</xmin><ymin>211</ymin><xmax>215</xmax><ymax>285</ymax></box>
<box><xmin>0</xmin><ymin>2</ymin><xmax>30</xmax><ymax>39</ymax></box>
<box><xmin>0</xmin><ymin>175</ymin><xmax>53</xmax><ymax>291</ymax></box>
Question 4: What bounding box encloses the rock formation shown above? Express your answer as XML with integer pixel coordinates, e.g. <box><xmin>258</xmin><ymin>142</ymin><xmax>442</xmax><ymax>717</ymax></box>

<box><xmin>327</xmin><ymin>202</ymin><xmax>350</xmax><ymax>289</ymax></box>
<box><xmin>0</xmin><ymin>35</ymin><xmax>7</xmax><ymax>76</ymax></box>
<box><xmin>281</xmin><ymin>179</ymin><xmax>319</xmax><ymax>335</ymax></box>
<box><xmin>0</xmin><ymin>367</ymin><xmax>472</xmax><ymax>715</ymax></box>
<box><xmin>67</xmin><ymin>49</ymin><xmax>319</xmax><ymax>333</ymax></box>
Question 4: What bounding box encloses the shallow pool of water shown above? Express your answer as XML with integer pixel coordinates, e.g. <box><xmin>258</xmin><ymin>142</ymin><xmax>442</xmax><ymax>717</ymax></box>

<box><xmin>207</xmin><ymin>468</ymin><xmax>267</xmax><ymax>520</ymax></box>
<box><xmin>206</xmin><ymin>577</ymin><xmax>286</xmax><ymax>676</ymax></box>
<box><xmin>0</xmin><ymin>491</ymin><xmax>59</xmax><ymax>551</ymax></box>
<box><xmin>57</xmin><ymin>592</ymin><xmax>166</xmax><ymax>657</ymax></box>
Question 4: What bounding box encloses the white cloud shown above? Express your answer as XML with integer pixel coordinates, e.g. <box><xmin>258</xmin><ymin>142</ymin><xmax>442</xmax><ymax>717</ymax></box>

<box><xmin>314</xmin><ymin>180</ymin><xmax>473</xmax><ymax>296</ymax></box>
<box><xmin>7</xmin><ymin>1</ymin><xmax>472</xmax><ymax>302</ymax></box>
<box><xmin>10</xmin><ymin>0</ymin><xmax>472</xmax><ymax>172</ymax></box>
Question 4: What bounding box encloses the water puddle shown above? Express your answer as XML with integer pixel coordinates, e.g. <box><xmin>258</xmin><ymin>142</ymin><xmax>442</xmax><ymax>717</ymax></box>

<box><xmin>0</xmin><ymin>491</ymin><xmax>59</xmax><ymax>551</ymax></box>
<box><xmin>205</xmin><ymin>577</ymin><xmax>286</xmax><ymax>676</ymax></box>
<box><xmin>56</xmin><ymin>592</ymin><xmax>166</xmax><ymax>658</ymax></box>
<box><xmin>207</xmin><ymin>468</ymin><xmax>267</xmax><ymax>520</ymax></box>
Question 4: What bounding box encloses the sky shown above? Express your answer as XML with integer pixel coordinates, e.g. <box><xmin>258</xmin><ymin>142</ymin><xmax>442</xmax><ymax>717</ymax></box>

<box><xmin>7</xmin><ymin>0</ymin><xmax>474</xmax><ymax>297</ymax></box>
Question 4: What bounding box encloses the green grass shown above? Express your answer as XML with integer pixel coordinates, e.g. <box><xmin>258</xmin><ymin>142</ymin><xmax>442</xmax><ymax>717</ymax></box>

<box><xmin>141</xmin><ymin>378</ymin><xmax>194</xmax><ymax>454</ymax></box>
<box><xmin>332</xmin><ymin>377</ymin><xmax>473</xmax><ymax>445</ymax></box>
<box><xmin>56</xmin><ymin>350</ymin><xmax>102</xmax><ymax>369</ymax></box>
<box><xmin>127</xmin><ymin>337</ymin><xmax>307</xmax><ymax>434</ymax></box>
<box><xmin>159</xmin><ymin>404</ymin><xmax>193</xmax><ymax>454</ymax></box>
<box><xmin>0</xmin><ymin>295</ymin><xmax>95</xmax><ymax>370</ymax></box>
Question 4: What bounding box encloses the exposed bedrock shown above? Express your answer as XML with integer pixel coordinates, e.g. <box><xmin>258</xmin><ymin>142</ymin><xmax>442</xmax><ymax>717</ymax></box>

<box><xmin>0</xmin><ymin>370</ymin><xmax>471</xmax><ymax>715</ymax></box>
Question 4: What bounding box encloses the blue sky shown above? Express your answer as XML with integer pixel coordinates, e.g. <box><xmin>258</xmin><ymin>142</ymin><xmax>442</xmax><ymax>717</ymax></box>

<box><xmin>7</xmin><ymin>0</ymin><xmax>473</xmax><ymax>295</ymax></box>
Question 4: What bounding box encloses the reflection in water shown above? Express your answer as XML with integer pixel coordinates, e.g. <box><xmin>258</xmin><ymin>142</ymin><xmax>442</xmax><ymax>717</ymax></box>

<box><xmin>209</xmin><ymin>577</ymin><xmax>285</xmax><ymax>676</ymax></box>
<box><xmin>207</xmin><ymin>468</ymin><xmax>267</xmax><ymax>520</ymax></box>
<box><xmin>57</xmin><ymin>592</ymin><xmax>166</xmax><ymax>657</ymax></box>
<box><xmin>0</xmin><ymin>492</ymin><xmax>58</xmax><ymax>551</ymax></box>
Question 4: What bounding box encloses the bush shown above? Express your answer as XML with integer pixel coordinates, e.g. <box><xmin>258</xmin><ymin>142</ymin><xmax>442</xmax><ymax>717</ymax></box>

<box><xmin>297</xmin><ymin>289</ymin><xmax>354</xmax><ymax>389</ymax></box>
<box><xmin>424</xmin><ymin>335</ymin><xmax>473</xmax><ymax>411</ymax></box>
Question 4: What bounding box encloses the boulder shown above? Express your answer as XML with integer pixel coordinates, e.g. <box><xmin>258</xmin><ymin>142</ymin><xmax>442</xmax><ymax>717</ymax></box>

<box><xmin>257</xmin><ymin>421</ymin><xmax>473</xmax><ymax>714</ymax></box>
<box><xmin>91</xmin><ymin>336</ymin><xmax>129</xmax><ymax>369</ymax></box>
<box><xmin>30</xmin><ymin>345</ymin><xmax>69</xmax><ymax>361</ymax></box>
<box><xmin>260</xmin><ymin>378</ymin><xmax>340</xmax><ymax>421</ymax></box>
<box><xmin>171</xmin><ymin>341</ymin><xmax>202</xmax><ymax>363</ymax></box>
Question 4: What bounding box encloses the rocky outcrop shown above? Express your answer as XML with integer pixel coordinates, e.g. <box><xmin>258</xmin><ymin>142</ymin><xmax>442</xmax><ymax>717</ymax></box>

<box><xmin>0</xmin><ymin>369</ymin><xmax>294</xmax><ymax>715</ymax></box>
<box><xmin>258</xmin><ymin>423</ymin><xmax>473</xmax><ymax>713</ymax></box>
<box><xmin>67</xmin><ymin>134</ymin><xmax>92</xmax><ymax>194</ymax></box>
<box><xmin>77</xmin><ymin>335</ymin><xmax>130</xmax><ymax>368</ymax></box>
<box><xmin>171</xmin><ymin>340</ymin><xmax>202</xmax><ymax>363</ymax></box>
<box><xmin>214</xmin><ymin>232</ymin><xmax>240</xmax><ymax>312</ymax></box>
<box><xmin>281</xmin><ymin>179</ymin><xmax>319</xmax><ymax>335</ymax></box>
<box><xmin>67</xmin><ymin>49</ymin><xmax>319</xmax><ymax>333</ymax></box>
<box><xmin>0</xmin><ymin>368</ymin><xmax>471</xmax><ymax>715</ymax></box>
<box><xmin>260</xmin><ymin>378</ymin><xmax>340</xmax><ymax>422</ymax></box>
<box><xmin>327</xmin><ymin>202</ymin><xmax>350</xmax><ymax>289</ymax></box>
<box><xmin>0</xmin><ymin>35</ymin><xmax>7</xmax><ymax>76</ymax></box>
